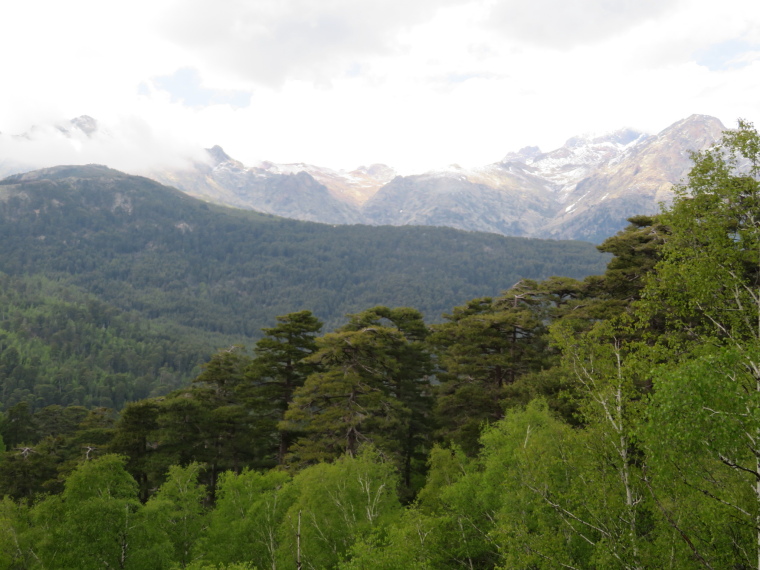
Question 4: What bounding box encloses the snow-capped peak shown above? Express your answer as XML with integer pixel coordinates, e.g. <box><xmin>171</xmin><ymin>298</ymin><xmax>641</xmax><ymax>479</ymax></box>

<box><xmin>498</xmin><ymin>127</ymin><xmax>650</xmax><ymax>194</ymax></box>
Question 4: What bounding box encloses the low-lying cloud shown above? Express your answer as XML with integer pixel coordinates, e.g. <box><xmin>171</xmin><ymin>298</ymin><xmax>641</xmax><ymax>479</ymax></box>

<box><xmin>0</xmin><ymin>116</ymin><xmax>208</xmax><ymax>179</ymax></box>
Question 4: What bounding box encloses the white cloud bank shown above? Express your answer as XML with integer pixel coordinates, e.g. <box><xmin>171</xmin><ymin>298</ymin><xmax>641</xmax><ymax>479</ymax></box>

<box><xmin>0</xmin><ymin>117</ymin><xmax>207</xmax><ymax>175</ymax></box>
<box><xmin>1</xmin><ymin>0</ymin><xmax>759</xmax><ymax>175</ymax></box>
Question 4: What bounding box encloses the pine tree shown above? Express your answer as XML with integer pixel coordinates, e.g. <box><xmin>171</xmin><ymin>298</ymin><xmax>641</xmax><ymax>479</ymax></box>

<box><xmin>243</xmin><ymin>311</ymin><xmax>323</xmax><ymax>464</ymax></box>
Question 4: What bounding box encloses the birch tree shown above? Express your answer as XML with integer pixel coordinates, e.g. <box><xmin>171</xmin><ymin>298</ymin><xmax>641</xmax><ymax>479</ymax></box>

<box><xmin>639</xmin><ymin>119</ymin><xmax>760</xmax><ymax>569</ymax></box>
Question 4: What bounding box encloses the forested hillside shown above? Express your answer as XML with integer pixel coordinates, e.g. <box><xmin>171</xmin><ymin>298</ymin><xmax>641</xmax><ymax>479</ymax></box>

<box><xmin>0</xmin><ymin>165</ymin><xmax>607</xmax><ymax>410</ymax></box>
<box><xmin>3</xmin><ymin>121</ymin><xmax>759</xmax><ymax>569</ymax></box>
<box><xmin>0</xmin><ymin>274</ymin><xmax>230</xmax><ymax>410</ymax></box>
<box><xmin>0</xmin><ymin>165</ymin><xmax>607</xmax><ymax>336</ymax></box>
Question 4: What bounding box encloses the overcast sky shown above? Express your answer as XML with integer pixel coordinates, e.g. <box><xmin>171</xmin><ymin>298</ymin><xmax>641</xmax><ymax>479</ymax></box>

<box><xmin>2</xmin><ymin>0</ymin><xmax>759</xmax><ymax>174</ymax></box>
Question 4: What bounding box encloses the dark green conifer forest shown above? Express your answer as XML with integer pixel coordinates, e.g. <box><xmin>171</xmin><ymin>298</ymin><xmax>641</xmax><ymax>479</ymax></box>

<box><xmin>2</xmin><ymin>121</ymin><xmax>760</xmax><ymax>568</ymax></box>
<box><xmin>0</xmin><ymin>164</ymin><xmax>608</xmax><ymax>412</ymax></box>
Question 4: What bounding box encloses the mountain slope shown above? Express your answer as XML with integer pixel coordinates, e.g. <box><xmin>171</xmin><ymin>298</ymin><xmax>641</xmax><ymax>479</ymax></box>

<box><xmin>152</xmin><ymin>147</ymin><xmax>361</xmax><ymax>224</ymax></box>
<box><xmin>361</xmin><ymin>168</ymin><xmax>558</xmax><ymax>237</ymax></box>
<box><xmin>0</xmin><ymin>165</ymin><xmax>609</xmax><ymax>336</ymax></box>
<box><xmin>541</xmin><ymin>115</ymin><xmax>726</xmax><ymax>241</ymax></box>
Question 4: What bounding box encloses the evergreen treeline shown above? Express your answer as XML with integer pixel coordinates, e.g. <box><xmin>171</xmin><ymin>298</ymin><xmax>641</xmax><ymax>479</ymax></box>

<box><xmin>2</xmin><ymin>121</ymin><xmax>760</xmax><ymax>568</ymax></box>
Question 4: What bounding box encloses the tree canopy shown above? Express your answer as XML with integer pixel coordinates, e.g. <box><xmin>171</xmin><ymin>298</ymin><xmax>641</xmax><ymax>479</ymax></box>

<box><xmin>3</xmin><ymin>121</ymin><xmax>760</xmax><ymax>568</ymax></box>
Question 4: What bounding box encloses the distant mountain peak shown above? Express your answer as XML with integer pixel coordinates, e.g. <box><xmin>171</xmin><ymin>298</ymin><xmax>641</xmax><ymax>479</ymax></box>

<box><xmin>70</xmin><ymin>115</ymin><xmax>98</xmax><ymax>136</ymax></box>
<box><xmin>206</xmin><ymin>145</ymin><xmax>234</xmax><ymax>165</ymax></box>
<box><xmin>656</xmin><ymin>114</ymin><xmax>726</xmax><ymax>138</ymax></box>
<box><xmin>54</xmin><ymin>116</ymin><xmax>99</xmax><ymax>139</ymax></box>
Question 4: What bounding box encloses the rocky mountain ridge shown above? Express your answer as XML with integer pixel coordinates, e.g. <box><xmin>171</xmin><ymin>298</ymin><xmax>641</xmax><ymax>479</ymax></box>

<box><xmin>2</xmin><ymin>114</ymin><xmax>728</xmax><ymax>242</ymax></box>
<box><xmin>149</xmin><ymin>114</ymin><xmax>724</xmax><ymax>242</ymax></box>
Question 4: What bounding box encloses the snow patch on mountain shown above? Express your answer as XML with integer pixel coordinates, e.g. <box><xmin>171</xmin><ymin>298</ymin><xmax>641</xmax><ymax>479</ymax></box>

<box><xmin>510</xmin><ymin>129</ymin><xmax>650</xmax><ymax>196</ymax></box>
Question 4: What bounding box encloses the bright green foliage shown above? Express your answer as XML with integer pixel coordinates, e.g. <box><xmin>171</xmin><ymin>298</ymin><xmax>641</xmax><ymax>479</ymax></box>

<box><xmin>414</xmin><ymin>444</ymin><xmax>473</xmax><ymax>510</ymax></box>
<box><xmin>197</xmin><ymin>469</ymin><xmax>294</xmax><ymax>568</ymax></box>
<box><xmin>144</xmin><ymin>462</ymin><xmax>207</xmax><ymax>568</ymax></box>
<box><xmin>642</xmin><ymin>119</ymin><xmax>760</xmax><ymax>347</ymax></box>
<box><xmin>645</xmin><ymin>345</ymin><xmax>760</xmax><ymax>568</ymax></box>
<box><xmin>338</xmin><ymin>508</ymin><xmax>435</xmax><ymax>570</ymax></box>
<box><xmin>0</xmin><ymin>497</ymin><xmax>33</xmax><ymax>569</ymax></box>
<box><xmin>633</xmin><ymin>120</ymin><xmax>760</xmax><ymax>566</ymax></box>
<box><xmin>484</xmin><ymin>400</ymin><xmax>595</xmax><ymax>569</ymax></box>
<box><xmin>374</xmin><ymin>403</ymin><xmax>577</xmax><ymax>569</ymax></box>
<box><xmin>548</xmin><ymin>321</ymin><xmax>658</xmax><ymax>568</ymax></box>
<box><xmin>412</xmin><ymin>444</ymin><xmax>499</xmax><ymax>569</ymax></box>
<box><xmin>277</xmin><ymin>447</ymin><xmax>402</xmax><ymax>569</ymax></box>
<box><xmin>31</xmin><ymin>454</ymin><xmax>172</xmax><ymax>569</ymax></box>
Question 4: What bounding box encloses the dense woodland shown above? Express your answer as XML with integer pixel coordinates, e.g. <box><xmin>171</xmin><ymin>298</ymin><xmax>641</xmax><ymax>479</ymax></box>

<box><xmin>2</xmin><ymin>121</ymin><xmax>760</xmax><ymax>568</ymax></box>
<box><xmin>0</xmin><ymin>166</ymin><xmax>607</xmax><ymax>411</ymax></box>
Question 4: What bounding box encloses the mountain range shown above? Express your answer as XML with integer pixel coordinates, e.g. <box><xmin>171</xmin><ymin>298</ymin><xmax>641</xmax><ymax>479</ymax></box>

<box><xmin>1</xmin><ymin>114</ymin><xmax>726</xmax><ymax>243</ymax></box>
<box><xmin>148</xmin><ymin>114</ymin><xmax>725</xmax><ymax>243</ymax></box>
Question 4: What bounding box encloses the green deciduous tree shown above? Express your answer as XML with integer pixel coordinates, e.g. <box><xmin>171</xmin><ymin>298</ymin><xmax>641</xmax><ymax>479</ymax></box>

<box><xmin>144</xmin><ymin>462</ymin><xmax>207</xmax><ymax>568</ymax></box>
<box><xmin>548</xmin><ymin>321</ymin><xmax>654</xmax><ymax>569</ymax></box>
<box><xmin>635</xmin><ymin>119</ymin><xmax>760</xmax><ymax>568</ymax></box>
<box><xmin>277</xmin><ymin>446</ymin><xmax>402</xmax><ymax>569</ymax></box>
<box><xmin>31</xmin><ymin>454</ymin><xmax>172</xmax><ymax>569</ymax></box>
<box><xmin>0</xmin><ymin>497</ymin><xmax>33</xmax><ymax>569</ymax></box>
<box><xmin>645</xmin><ymin>346</ymin><xmax>760</xmax><ymax>568</ymax></box>
<box><xmin>641</xmin><ymin>119</ymin><xmax>760</xmax><ymax>348</ymax></box>
<box><xmin>197</xmin><ymin>468</ymin><xmax>294</xmax><ymax>568</ymax></box>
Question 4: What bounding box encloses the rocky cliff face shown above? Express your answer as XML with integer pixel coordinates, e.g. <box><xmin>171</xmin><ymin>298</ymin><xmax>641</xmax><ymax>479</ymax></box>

<box><xmin>357</xmin><ymin>115</ymin><xmax>724</xmax><ymax>241</ymax></box>
<box><xmin>540</xmin><ymin>115</ymin><xmax>725</xmax><ymax>241</ymax></box>
<box><xmin>151</xmin><ymin>146</ymin><xmax>361</xmax><ymax>224</ymax></box>
<box><xmin>361</xmin><ymin>167</ymin><xmax>558</xmax><ymax>237</ymax></box>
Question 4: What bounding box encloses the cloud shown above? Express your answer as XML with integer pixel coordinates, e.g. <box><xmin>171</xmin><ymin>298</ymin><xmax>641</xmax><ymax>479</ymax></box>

<box><xmin>0</xmin><ymin>116</ymin><xmax>207</xmax><ymax>177</ymax></box>
<box><xmin>1</xmin><ymin>0</ymin><xmax>760</xmax><ymax>177</ymax></box>
<box><xmin>159</xmin><ymin>0</ymin><xmax>464</xmax><ymax>85</ymax></box>
<box><xmin>485</xmin><ymin>0</ymin><xmax>682</xmax><ymax>49</ymax></box>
